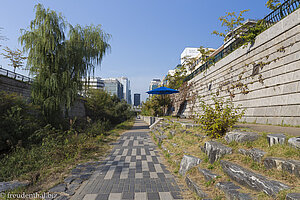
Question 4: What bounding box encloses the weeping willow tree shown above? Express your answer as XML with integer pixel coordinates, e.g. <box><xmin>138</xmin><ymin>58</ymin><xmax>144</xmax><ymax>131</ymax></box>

<box><xmin>19</xmin><ymin>4</ymin><xmax>110</xmax><ymax>123</ymax></box>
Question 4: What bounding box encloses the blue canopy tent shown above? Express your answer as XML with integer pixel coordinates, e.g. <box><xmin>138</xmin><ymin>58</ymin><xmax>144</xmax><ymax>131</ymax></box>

<box><xmin>146</xmin><ymin>87</ymin><xmax>179</xmax><ymax>116</ymax></box>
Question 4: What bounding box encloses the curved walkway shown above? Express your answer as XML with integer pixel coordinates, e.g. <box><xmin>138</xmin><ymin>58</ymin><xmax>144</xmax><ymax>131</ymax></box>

<box><xmin>71</xmin><ymin>120</ymin><xmax>183</xmax><ymax>200</ymax></box>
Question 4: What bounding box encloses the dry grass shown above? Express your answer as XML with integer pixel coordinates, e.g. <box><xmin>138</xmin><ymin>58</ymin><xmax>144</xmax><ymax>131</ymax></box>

<box><xmin>152</xmin><ymin>119</ymin><xmax>300</xmax><ymax>199</ymax></box>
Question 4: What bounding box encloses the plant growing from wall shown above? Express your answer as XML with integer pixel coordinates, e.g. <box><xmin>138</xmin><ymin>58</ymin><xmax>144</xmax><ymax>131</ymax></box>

<box><xmin>194</xmin><ymin>96</ymin><xmax>245</xmax><ymax>138</ymax></box>
<box><xmin>266</xmin><ymin>0</ymin><xmax>282</xmax><ymax>10</ymax></box>
<box><xmin>19</xmin><ymin>4</ymin><xmax>110</xmax><ymax>125</ymax></box>
<box><xmin>212</xmin><ymin>9</ymin><xmax>250</xmax><ymax>41</ymax></box>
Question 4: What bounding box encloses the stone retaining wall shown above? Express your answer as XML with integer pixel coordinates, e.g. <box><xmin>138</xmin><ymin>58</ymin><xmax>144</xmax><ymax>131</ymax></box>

<box><xmin>178</xmin><ymin>8</ymin><xmax>300</xmax><ymax>126</ymax></box>
<box><xmin>0</xmin><ymin>75</ymin><xmax>31</xmax><ymax>99</ymax></box>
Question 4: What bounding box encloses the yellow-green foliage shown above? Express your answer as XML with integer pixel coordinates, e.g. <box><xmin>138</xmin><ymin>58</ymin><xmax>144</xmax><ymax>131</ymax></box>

<box><xmin>195</xmin><ymin>96</ymin><xmax>245</xmax><ymax>138</ymax></box>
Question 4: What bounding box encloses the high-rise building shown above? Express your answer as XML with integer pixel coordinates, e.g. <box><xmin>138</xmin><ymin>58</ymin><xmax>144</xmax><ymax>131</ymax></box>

<box><xmin>149</xmin><ymin>79</ymin><xmax>161</xmax><ymax>91</ymax></box>
<box><xmin>102</xmin><ymin>78</ymin><xmax>123</xmax><ymax>100</ymax></box>
<box><xmin>134</xmin><ymin>93</ymin><xmax>141</xmax><ymax>107</ymax></box>
<box><xmin>81</xmin><ymin>77</ymin><xmax>104</xmax><ymax>96</ymax></box>
<box><xmin>82</xmin><ymin>77</ymin><xmax>104</xmax><ymax>89</ymax></box>
<box><xmin>117</xmin><ymin>77</ymin><xmax>131</xmax><ymax>104</ymax></box>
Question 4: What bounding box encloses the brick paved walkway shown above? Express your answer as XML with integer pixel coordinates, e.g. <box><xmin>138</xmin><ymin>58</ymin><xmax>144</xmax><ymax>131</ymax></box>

<box><xmin>71</xmin><ymin>120</ymin><xmax>183</xmax><ymax>200</ymax></box>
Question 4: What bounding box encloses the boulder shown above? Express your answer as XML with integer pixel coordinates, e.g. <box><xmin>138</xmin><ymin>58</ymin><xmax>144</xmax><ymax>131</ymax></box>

<box><xmin>267</xmin><ymin>134</ymin><xmax>286</xmax><ymax>146</ymax></box>
<box><xmin>288</xmin><ymin>137</ymin><xmax>300</xmax><ymax>149</ymax></box>
<box><xmin>185</xmin><ymin>175</ymin><xmax>208</xmax><ymax>198</ymax></box>
<box><xmin>263</xmin><ymin>157</ymin><xmax>300</xmax><ymax>178</ymax></box>
<box><xmin>198</xmin><ymin>168</ymin><xmax>219</xmax><ymax>181</ymax></box>
<box><xmin>238</xmin><ymin>148</ymin><xmax>266</xmax><ymax>163</ymax></box>
<box><xmin>286</xmin><ymin>193</ymin><xmax>300</xmax><ymax>200</ymax></box>
<box><xmin>220</xmin><ymin>160</ymin><xmax>290</xmax><ymax>197</ymax></box>
<box><xmin>203</xmin><ymin>141</ymin><xmax>232</xmax><ymax>164</ymax></box>
<box><xmin>225</xmin><ymin>131</ymin><xmax>259</xmax><ymax>143</ymax></box>
<box><xmin>216</xmin><ymin>182</ymin><xmax>253</xmax><ymax>200</ymax></box>
<box><xmin>179</xmin><ymin>155</ymin><xmax>202</xmax><ymax>176</ymax></box>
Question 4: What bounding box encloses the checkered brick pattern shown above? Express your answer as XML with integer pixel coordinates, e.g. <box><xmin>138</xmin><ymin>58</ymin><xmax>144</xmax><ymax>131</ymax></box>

<box><xmin>71</xmin><ymin>120</ymin><xmax>183</xmax><ymax>200</ymax></box>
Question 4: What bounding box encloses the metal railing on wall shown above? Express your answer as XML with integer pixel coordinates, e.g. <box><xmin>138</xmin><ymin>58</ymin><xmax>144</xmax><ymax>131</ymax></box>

<box><xmin>0</xmin><ymin>66</ymin><xmax>33</xmax><ymax>83</ymax></box>
<box><xmin>183</xmin><ymin>0</ymin><xmax>300</xmax><ymax>83</ymax></box>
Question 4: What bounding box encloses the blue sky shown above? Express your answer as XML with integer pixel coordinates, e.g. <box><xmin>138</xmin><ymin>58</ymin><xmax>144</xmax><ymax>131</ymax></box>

<box><xmin>0</xmin><ymin>0</ymin><xmax>272</xmax><ymax>101</ymax></box>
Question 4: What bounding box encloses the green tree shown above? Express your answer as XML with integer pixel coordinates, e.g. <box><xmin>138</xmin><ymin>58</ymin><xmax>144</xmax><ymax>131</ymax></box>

<box><xmin>1</xmin><ymin>47</ymin><xmax>27</xmax><ymax>72</ymax></box>
<box><xmin>85</xmin><ymin>89</ymin><xmax>133</xmax><ymax>125</ymax></box>
<box><xmin>19</xmin><ymin>4</ymin><xmax>110</xmax><ymax>123</ymax></box>
<box><xmin>141</xmin><ymin>95</ymin><xmax>171</xmax><ymax>117</ymax></box>
<box><xmin>266</xmin><ymin>0</ymin><xmax>282</xmax><ymax>10</ymax></box>
<box><xmin>212</xmin><ymin>9</ymin><xmax>250</xmax><ymax>41</ymax></box>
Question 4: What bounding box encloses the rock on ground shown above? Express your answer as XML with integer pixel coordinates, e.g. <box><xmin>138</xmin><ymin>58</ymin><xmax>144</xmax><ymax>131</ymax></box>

<box><xmin>225</xmin><ymin>131</ymin><xmax>259</xmax><ymax>143</ymax></box>
<box><xmin>267</xmin><ymin>134</ymin><xmax>286</xmax><ymax>146</ymax></box>
<box><xmin>288</xmin><ymin>137</ymin><xmax>300</xmax><ymax>149</ymax></box>
<box><xmin>198</xmin><ymin>168</ymin><xmax>219</xmax><ymax>181</ymax></box>
<box><xmin>286</xmin><ymin>193</ymin><xmax>300</xmax><ymax>200</ymax></box>
<box><xmin>238</xmin><ymin>148</ymin><xmax>266</xmax><ymax>163</ymax></box>
<box><xmin>263</xmin><ymin>157</ymin><xmax>300</xmax><ymax>178</ymax></box>
<box><xmin>216</xmin><ymin>182</ymin><xmax>253</xmax><ymax>200</ymax></box>
<box><xmin>179</xmin><ymin>155</ymin><xmax>201</xmax><ymax>176</ymax></box>
<box><xmin>203</xmin><ymin>141</ymin><xmax>232</xmax><ymax>164</ymax></box>
<box><xmin>0</xmin><ymin>181</ymin><xmax>29</xmax><ymax>193</ymax></box>
<box><xmin>185</xmin><ymin>175</ymin><xmax>208</xmax><ymax>198</ymax></box>
<box><xmin>220</xmin><ymin>160</ymin><xmax>290</xmax><ymax>197</ymax></box>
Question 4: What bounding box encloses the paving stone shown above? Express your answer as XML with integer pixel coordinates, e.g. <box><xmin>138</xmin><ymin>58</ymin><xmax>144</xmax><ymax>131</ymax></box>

<box><xmin>264</xmin><ymin>157</ymin><xmax>300</xmax><ymax>177</ymax></box>
<box><xmin>185</xmin><ymin>175</ymin><xmax>208</xmax><ymax>198</ymax></box>
<box><xmin>179</xmin><ymin>155</ymin><xmax>201</xmax><ymax>175</ymax></box>
<box><xmin>221</xmin><ymin>160</ymin><xmax>290</xmax><ymax>197</ymax></box>
<box><xmin>238</xmin><ymin>148</ymin><xmax>266</xmax><ymax>163</ymax></box>
<box><xmin>204</xmin><ymin>141</ymin><xmax>232</xmax><ymax>164</ymax></box>
<box><xmin>267</xmin><ymin>134</ymin><xmax>286</xmax><ymax>146</ymax></box>
<box><xmin>49</xmin><ymin>183</ymin><xmax>67</xmax><ymax>193</ymax></box>
<box><xmin>225</xmin><ymin>131</ymin><xmax>259</xmax><ymax>143</ymax></box>
<box><xmin>0</xmin><ymin>181</ymin><xmax>29</xmax><ymax>192</ymax></box>
<box><xmin>69</xmin><ymin>120</ymin><xmax>183</xmax><ymax>200</ymax></box>
<box><xmin>288</xmin><ymin>137</ymin><xmax>300</xmax><ymax>149</ymax></box>
<box><xmin>198</xmin><ymin>167</ymin><xmax>219</xmax><ymax>181</ymax></box>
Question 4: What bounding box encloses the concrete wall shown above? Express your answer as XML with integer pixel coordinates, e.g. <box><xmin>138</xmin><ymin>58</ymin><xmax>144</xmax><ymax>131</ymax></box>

<box><xmin>178</xmin><ymin>9</ymin><xmax>300</xmax><ymax>126</ymax></box>
<box><xmin>140</xmin><ymin>116</ymin><xmax>158</xmax><ymax>126</ymax></box>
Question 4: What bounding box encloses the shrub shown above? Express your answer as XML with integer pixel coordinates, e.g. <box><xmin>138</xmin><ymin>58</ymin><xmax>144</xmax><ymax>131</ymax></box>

<box><xmin>0</xmin><ymin>91</ymin><xmax>42</xmax><ymax>151</ymax></box>
<box><xmin>85</xmin><ymin>89</ymin><xmax>134</xmax><ymax>125</ymax></box>
<box><xmin>194</xmin><ymin>96</ymin><xmax>245</xmax><ymax>138</ymax></box>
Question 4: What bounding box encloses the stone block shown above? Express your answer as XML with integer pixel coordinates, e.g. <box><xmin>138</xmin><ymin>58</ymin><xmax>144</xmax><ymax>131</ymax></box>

<box><xmin>216</xmin><ymin>182</ymin><xmax>253</xmax><ymax>200</ymax></box>
<box><xmin>288</xmin><ymin>137</ymin><xmax>300</xmax><ymax>149</ymax></box>
<box><xmin>267</xmin><ymin>134</ymin><xmax>286</xmax><ymax>146</ymax></box>
<box><xmin>220</xmin><ymin>160</ymin><xmax>290</xmax><ymax>197</ymax></box>
<box><xmin>203</xmin><ymin>141</ymin><xmax>232</xmax><ymax>164</ymax></box>
<box><xmin>198</xmin><ymin>168</ymin><xmax>219</xmax><ymax>181</ymax></box>
<box><xmin>238</xmin><ymin>148</ymin><xmax>266</xmax><ymax>163</ymax></box>
<box><xmin>179</xmin><ymin>155</ymin><xmax>202</xmax><ymax>176</ymax></box>
<box><xmin>264</xmin><ymin>157</ymin><xmax>300</xmax><ymax>178</ymax></box>
<box><xmin>185</xmin><ymin>175</ymin><xmax>208</xmax><ymax>198</ymax></box>
<box><xmin>286</xmin><ymin>193</ymin><xmax>300</xmax><ymax>200</ymax></box>
<box><xmin>225</xmin><ymin>131</ymin><xmax>259</xmax><ymax>143</ymax></box>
